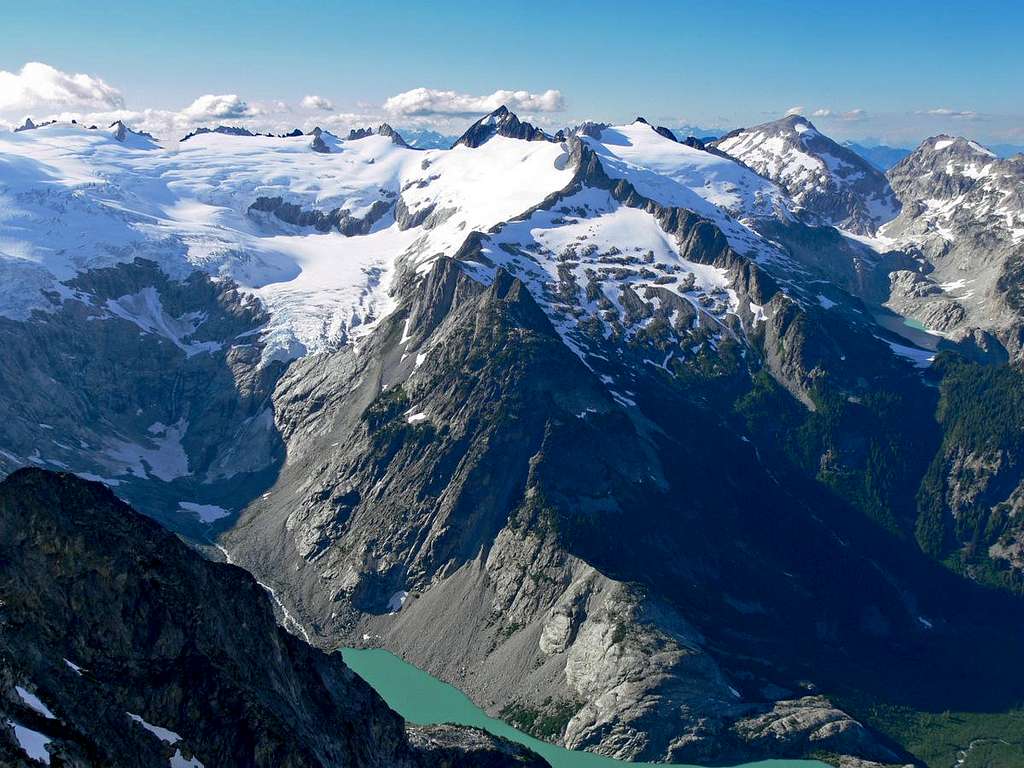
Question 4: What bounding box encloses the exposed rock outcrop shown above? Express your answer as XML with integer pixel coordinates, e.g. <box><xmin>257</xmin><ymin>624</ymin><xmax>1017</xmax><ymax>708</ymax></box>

<box><xmin>883</xmin><ymin>137</ymin><xmax>1024</xmax><ymax>357</ymax></box>
<box><xmin>249</xmin><ymin>196</ymin><xmax>394</xmax><ymax>236</ymax></box>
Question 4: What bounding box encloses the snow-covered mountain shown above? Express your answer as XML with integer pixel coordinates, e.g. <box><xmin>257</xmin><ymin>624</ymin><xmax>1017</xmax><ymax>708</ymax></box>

<box><xmin>0</xmin><ymin>117</ymin><xmax>573</xmax><ymax>361</ymax></box>
<box><xmin>0</xmin><ymin>111</ymin><xmax>802</xmax><ymax>367</ymax></box>
<box><xmin>887</xmin><ymin>136</ymin><xmax>1024</xmax><ymax>243</ymax></box>
<box><xmin>4</xmin><ymin>107</ymin><xmax>1024</xmax><ymax>768</ymax></box>
<box><xmin>713</xmin><ymin>115</ymin><xmax>900</xmax><ymax>235</ymax></box>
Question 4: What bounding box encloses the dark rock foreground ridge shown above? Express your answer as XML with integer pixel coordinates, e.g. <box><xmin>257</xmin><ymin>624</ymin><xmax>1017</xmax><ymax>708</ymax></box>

<box><xmin>0</xmin><ymin>468</ymin><xmax>547</xmax><ymax>768</ymax></box>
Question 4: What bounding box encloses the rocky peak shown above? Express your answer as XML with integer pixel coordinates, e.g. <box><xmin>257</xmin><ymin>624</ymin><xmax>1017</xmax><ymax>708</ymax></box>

<box><xmin>452</xmin><ymin>106</ymin><xmax>553</xmax><ymax>148</ymax></box>
<box><xmin>889</xmin><ymin>135</ymin><xmax>1007</xmax><ymax>194</ymax></box>
<box><xmin>778</xmin><ymin>113</ymin><xmax>816</xmax><ymax>132</ymax></box>
<box><xmin>106</xmin><ymin>120</ymin><xmax>158</xmax><ymax>148</ymax></box>
<box><xmin>888</xmin><ymin>135</ymin><xmax>1022</xmax><ymax>215</ymax></box>
<box><xmin>880</xmin><ymin>135</ymin><xmax>1024</xmax><ymax>356</ymax></box>
<box><xmin>570</xmin><ymin>121</ymin><xmax>609</xmax><ymax>139</ymax></box>
<box><xmin>713</xmin><ymin>114</ymin><xmax>900</xmax><ymax>234</ymax></box>
<box><xmin>346</xmin><ymin>126</ymin><xmax>374</xmax><ymax>141</ymax></box>
<box><xmin>109</xmin><ymin>120</ymin><xmax>130</xmax><ymax>142</ymax></box>
<box><xmin>13</xmin><ymin>117</ymin><xmax>57</xmax><ymax>133</ymax></box>
<box><xmin>343</xmin><ymin>123</ymin><xmax>411</xmax><ymax>148</ymax></box>
<box><xmin>376</xmin><ymin>122</ymin><xmax>410</xmax><ymax>147</ymax></box>
<box><xmin>633</xmin><ymin>116</ymin><xmax>679</xmax><ymax>142</ymax></box>
<box><xmin>180</xmin><ymin>125</ymin><xmax>260</xmax><ymax>142</ymax></box>
<box><xmin>309</xmin><ymin>126</ymin><xmax>332</xmax><ymax>153</ymax></box>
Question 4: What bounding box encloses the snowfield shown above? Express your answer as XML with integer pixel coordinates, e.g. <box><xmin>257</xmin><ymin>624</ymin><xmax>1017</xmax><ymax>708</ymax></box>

<box><xmin>0</xmin><ymin>122</ymin><xmax>571</xmax><ymax>360</ymax></box>
<box><xmin>583</xmin><ymin>122</ymin><xmax>793</xmax><ymax>262</ymax></box>
<box><xmin>0</xmin><ymin>114</ymin><xmax>965</xmax><ymax>378</ymax></box>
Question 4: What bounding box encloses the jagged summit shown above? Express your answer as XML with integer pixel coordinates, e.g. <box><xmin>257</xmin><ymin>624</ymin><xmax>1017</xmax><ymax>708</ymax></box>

<box><xmin>13</xmin><ymin>117</ymin><xmax>57</xmax><ymax>133</ymax></box>
<box><xmin>376</xmin><ymin>122</ymin><xmax>410</xmax><ymax>147</ymax></box>
<box><xmin>452</xmin><ymin>106</ymin><xmax>558</xmax><ymax>148</ymax></box>
<box><xmin>108</xmin><ymin>120</ymin><xmax>159</xmax><ymax>147</ymax></box>
<box><xmin>309</xmin><ymin>125</ymin><xmax>337</xmax><ymax>153</ymax></box>
<box><xmin>344</xmin><ymin>123</ymin><xmax>410</xmax><ymax>148</ymax></box>
<box><xmin>713</xmin><ymin>113</ymin><xmax>900</xmax><ymax>234</ymax></box>
<box><xmin>180</xmin><ymin>124</ymin><xmax>260</xmax><ymax>142</ymax></box>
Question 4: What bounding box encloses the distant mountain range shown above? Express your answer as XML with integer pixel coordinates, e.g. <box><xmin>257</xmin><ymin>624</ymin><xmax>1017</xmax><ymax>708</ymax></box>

<box><xmin>397</xmin><ymin>127</ymin><xmax>458</xmax><ymax>149</ymax></box>
<box><xmin>841</xmin><ymin>141</ymin><xmax>913</xmax><ymax>170</ymax></box>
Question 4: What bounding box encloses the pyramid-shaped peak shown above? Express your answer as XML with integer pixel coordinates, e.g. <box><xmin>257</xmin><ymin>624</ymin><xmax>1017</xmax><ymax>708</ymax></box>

<box><xmin>453</xmin><ymin>106</ymin><xmax>552</xmax><ymax>148</ymax></box>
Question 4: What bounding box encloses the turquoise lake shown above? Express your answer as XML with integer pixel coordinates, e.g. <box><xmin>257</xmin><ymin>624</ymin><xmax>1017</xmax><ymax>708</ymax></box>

<box><xmin>342</xmin><ymin>648</ymin><xmax>827</xmax><ymax>768</ymax></box>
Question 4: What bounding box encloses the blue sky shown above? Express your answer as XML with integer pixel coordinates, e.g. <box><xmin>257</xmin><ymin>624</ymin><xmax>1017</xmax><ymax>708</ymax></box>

<box><xmin>1</xmin><ymin>0</ymin><xmax>1021</xmax><ymax>145</ymax></box>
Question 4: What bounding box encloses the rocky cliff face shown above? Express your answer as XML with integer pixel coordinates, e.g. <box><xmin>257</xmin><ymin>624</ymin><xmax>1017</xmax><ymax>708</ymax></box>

<box><xmin>714</xmin><ymin>115</ymin><xmax>900</xmax><ymax>235</ymax></box>
<box><xmin>0</xmin><ymin>469</ymin><xmax>546</xmax><ymax>768</ymax></box>
<box><xmin>913</xmin><ymin>357</ymin><xmax>1024</xmax><ymax>588</ymax></box>
<box><xmin>0</xmin><ymin>259</ymin><xmax>284</xmax><ymax>538</ymax></box>
<box><xmin>226</xmin><ymin>256</ymin><xmax>905</xmax><ymax>764</ymax></box>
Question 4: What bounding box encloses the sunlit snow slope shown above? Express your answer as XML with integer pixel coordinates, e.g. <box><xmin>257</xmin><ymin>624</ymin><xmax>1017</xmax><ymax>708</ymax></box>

<box><xmin>0</xmin><ymin>122</ymin><xmax>573</xmax><ymax>360</ymax></box>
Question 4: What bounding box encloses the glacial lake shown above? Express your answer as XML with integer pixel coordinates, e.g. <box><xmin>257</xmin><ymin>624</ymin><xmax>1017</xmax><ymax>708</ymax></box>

<box><xmin>871</xmin><ymin>309</ymin><xmax>942</xmax><ymax>351</ymax></box>
<box><xmin>342</xmin><ymin>648</ymin><xmax>827</xmax><ymax>768</ymax></box>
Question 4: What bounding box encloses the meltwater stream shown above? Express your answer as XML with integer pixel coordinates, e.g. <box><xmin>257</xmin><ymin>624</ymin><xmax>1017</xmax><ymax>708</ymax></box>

<box><xmin>342</xmin><ymin>648</ymin><xmax>827</xmax><ymax>768</ymax></box>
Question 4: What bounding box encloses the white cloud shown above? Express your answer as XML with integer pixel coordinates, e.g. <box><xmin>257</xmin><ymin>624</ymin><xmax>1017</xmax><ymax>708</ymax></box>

<box><xmin>811</xmin><ymin>107</ymin><xmax>867</xmax><ymax>121</ymax></box>
<box><xmin>784</xmin><ymin>105</ymin><xmax>804</xmax><ymax>116</ymax></box>
<box><xmin>181</xmin><ymin>93</ymin><xmax>259</xmax><ymax>121</ymax></box>
<box><xmin>383</xmin><ymin>87</ymin><xmax>564</xmax><ymax>117</ymax></box>
<box><xmin>301</xmin><ymin>94</ymin><xmax>334</xmax><ymax>111</ymax></box>
<box><xmin>311</xmin><ymin>112</ymin><xmax>380</xmax><ymax>130</ymax></box>
<box><xmin>0</xmin><ymin>62</ymin><xmax>124</xmax><ymax>117</ymax></box>
<box><xmin>920</xmin><ymin>107</ymin><xmax>977</xmax><ymax>119</ymax></box>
